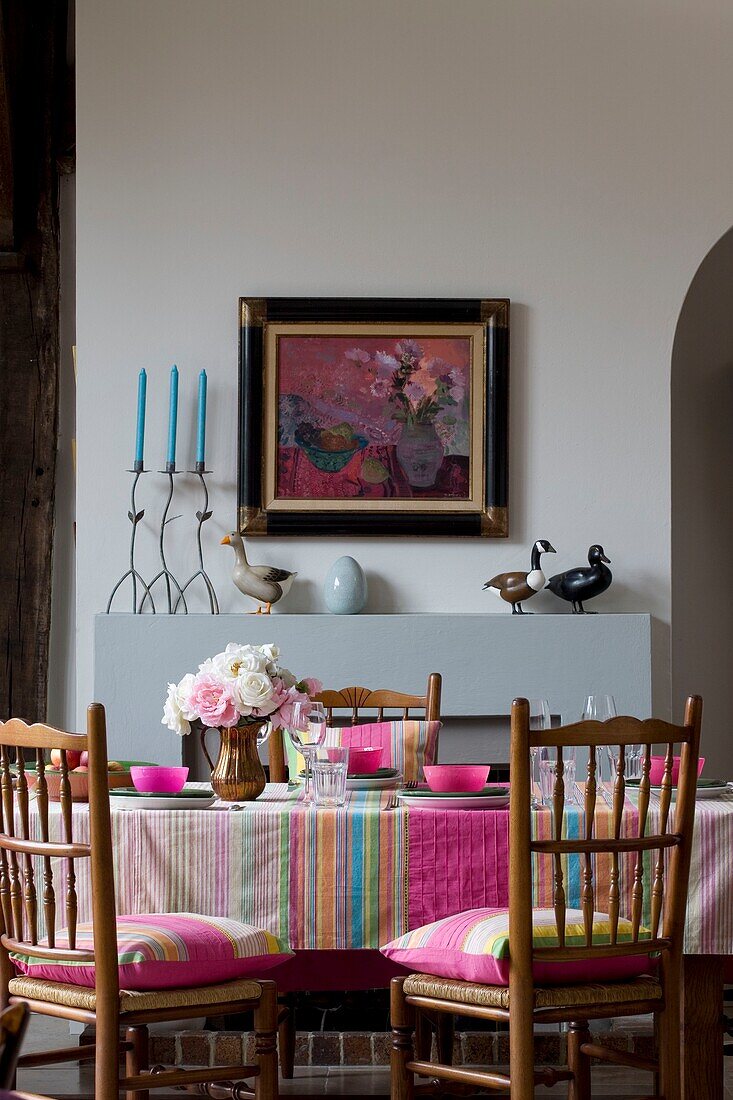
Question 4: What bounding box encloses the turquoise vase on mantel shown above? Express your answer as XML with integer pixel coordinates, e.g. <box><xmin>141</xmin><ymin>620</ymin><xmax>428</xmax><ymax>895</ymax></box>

<box><xmin>323</xmin><ymin>556</ymin><xmax>368</xmax><ymax>615</ymax></box>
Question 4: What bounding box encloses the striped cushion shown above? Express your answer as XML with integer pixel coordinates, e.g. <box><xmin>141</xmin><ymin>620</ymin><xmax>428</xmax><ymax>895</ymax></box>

<box><xmin>381</xmin><ymin>908</ymin><xmax>655</xmax><ymax>986</ymax></box>
<box><xmin>286</xmin><ymin>719</ymin><xmax>441</xmax><ymax>784</ymax></box>
<box><xmin>11</xmin><ymin>913</ymin><xmax>292</xmax><ymax>991</ymax></box>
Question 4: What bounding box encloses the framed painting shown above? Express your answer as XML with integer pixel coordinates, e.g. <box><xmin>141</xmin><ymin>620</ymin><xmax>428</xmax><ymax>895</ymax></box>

<box><xmin>238</xmin><ymin>297</ymin><xmax>509</xmax><ymax>537</ymax></box>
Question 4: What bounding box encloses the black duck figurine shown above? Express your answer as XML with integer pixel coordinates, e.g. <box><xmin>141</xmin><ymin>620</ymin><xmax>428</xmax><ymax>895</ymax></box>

<box><xmin>546</xmin><ymin>544</ymin><xmax>612</xmax><ymax>613</ymax></box>
<box><xmin>483</xmin><ymin>539</ymin><xmax>556</xmax><ymax>614</ymax></box>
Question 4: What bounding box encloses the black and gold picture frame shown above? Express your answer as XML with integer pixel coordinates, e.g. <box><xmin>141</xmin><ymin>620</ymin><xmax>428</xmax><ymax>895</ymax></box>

<box><xmin>238</xmin><ymin>297</ymin><xmax>509</xmax><ymax>537</ymax></box>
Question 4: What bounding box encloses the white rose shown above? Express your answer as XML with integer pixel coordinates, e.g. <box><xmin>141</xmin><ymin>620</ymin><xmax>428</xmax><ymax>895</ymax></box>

<box><xmin>235</xmin><ymin>670</ymin><xmax>273</xmax><ymax>711</ymax></box>
<box><xmin>209</xmin><ymin>643</ymin><xmax>267</xmax><ymax>680</ymax></box>
<box><xmin>237</xmin><ymin>648</ymin><xmax>268</xmax><ymax>673</ymax></box>
<box><xmin>161</xmin><ymin>674</ymin><xmax>196</xmax><ymax>736</ymax></box>
<box><xmin>260</xmin><ymin>644</ymin><xmax>280</xmax><ymax>666</ymax></box>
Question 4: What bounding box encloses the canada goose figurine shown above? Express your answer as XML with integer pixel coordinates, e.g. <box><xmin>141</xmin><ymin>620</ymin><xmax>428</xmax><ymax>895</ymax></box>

<box><xmin>483</xmin><ymin>540</ymin><xmax>556</xmax><ymax>614</ymax></box>
<box><xmin>221</xmin><ymin>532</ymin><xmax>297</xmax><ymax>614</ymax></box>
<box><xmin>546</xmin><ymin>544</ymin><xmax>612</xmax><ymax>613</ymax></box>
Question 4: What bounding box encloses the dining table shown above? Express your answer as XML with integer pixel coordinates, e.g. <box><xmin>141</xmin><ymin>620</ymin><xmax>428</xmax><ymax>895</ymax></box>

<box><xmin>21</xmin><ymin>781</ymin><xmax>733</xmax><ymax>1100</ymax></box>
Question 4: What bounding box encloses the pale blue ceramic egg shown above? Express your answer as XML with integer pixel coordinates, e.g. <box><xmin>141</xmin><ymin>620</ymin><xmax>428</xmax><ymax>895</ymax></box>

<box><xmin>323</xmin><ymin>556</ymin><xmax>368</xmax><ymax>615</ymax></box>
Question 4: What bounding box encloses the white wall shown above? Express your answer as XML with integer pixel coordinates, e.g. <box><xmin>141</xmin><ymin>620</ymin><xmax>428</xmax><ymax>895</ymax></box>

<box><xmin>75</xmin><ymin>0</ymin><xmax>733</xmax><ymax>744</ymax></box>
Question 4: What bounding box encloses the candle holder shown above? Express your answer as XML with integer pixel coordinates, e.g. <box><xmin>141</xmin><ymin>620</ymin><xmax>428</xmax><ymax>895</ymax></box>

<box><xmin>140</xmin><ymin>463</ymin><xmax>188</xmax><ymax>614</ymax></box>
<box><xmin>105</xmin><ymin>463</ymin><xmax>157</xmax><ymax>614</ymax></box>
<box><xmin>173</xmin><ymin>462</ymin><xmax>220</xmax><ymax>614</ymax></box>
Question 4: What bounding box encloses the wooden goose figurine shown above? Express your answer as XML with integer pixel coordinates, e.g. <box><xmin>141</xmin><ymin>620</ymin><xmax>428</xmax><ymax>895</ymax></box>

<box><xmin>220</xmin><ymin>532</ymin><xmax>297</xmax><ymax>614</ymax></box>
<box><xmin>483</xmin><ymin>539</ymin><xmax>556</xmax><ymax>614</ymax></box>
<box><xmin>546</xmin><ymin>544</ymin><xmax>612</xmax><ymax>613</ymax></box>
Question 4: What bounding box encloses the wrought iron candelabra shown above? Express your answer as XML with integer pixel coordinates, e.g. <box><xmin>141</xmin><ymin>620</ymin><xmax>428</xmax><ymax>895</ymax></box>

<box><xmin>105</xmin><ymin>462</ymin><xmax>156</xmax><ymax>613</ymax></box>
<box><xmin>106</xmin><ymin>461</ymin><xmax>219</xmax><ymax>614</ymax></box>
<box><xmin>140</xmin><ymin>462</ymin><xmax>188</xmax><ymax>614</ymax></box>
<box><xmin>174</xmin><ymin>462</ymin><xmax>219</xmax><ymax>613</ymax></box>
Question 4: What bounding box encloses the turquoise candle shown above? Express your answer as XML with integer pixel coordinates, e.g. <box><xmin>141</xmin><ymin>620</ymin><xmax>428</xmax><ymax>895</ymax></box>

<box><xmin>134</xmin><ymin>368</ymin><xmax>147</xmax><ymax>467</ymax></box>
<box><xmin>196</xmin><ymin>369</ymin><xmax>207</xmax><ymax>466</ymax></box>
<box><xmin>166</xmin><ymin>364</ymin><xmax>179</xmax><ymax>467</ymax></box>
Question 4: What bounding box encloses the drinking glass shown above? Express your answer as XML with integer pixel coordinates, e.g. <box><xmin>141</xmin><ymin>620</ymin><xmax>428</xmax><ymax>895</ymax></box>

<box><xmin>312</xmin><ymin>746</ymin><xmax>350</xmax><ymax>807</ymax></box>
<box><xmin>289</xmin><ymin>701</ymin><xmax>327</xmax><ymax>804</ymax></box>
<box><xmin>582</xmin><ymin>694</ymin><xmax>617</xmax><ymax>802</ymax></box>
<box><xmin>539</xmin><ymin>744</ymin><xmax>577</xmax><ymax>808</ymax></box>
<box><xmin>528</xmin><ymin>699</ymin><xmax>551</xmax><ymax>809</ymax></box>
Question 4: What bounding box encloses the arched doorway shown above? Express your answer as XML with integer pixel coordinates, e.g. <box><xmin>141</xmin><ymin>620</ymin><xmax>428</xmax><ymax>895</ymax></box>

<box><xmin>671</xmin><ymin>225</ymin><xmax>733</xmax><ymax>777</ymax></box>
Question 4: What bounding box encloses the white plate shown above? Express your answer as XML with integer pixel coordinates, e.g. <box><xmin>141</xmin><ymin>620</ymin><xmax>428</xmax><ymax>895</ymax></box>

<box><xmin>645</xmin><ymin>782</ymin><xmax>732</xmax><ymax>801</ymax></box>
<box><xmin>346</xmin><ymin>773</ymin><xmax>401</xmax><ymax>791</ymax></box>
<box><xmin>109</xmin><ymin>792</ymin><xmax>216</xmax><ymax>810</ymax></box>
<box><xmin>397</xmin><ymin>792</ymin><xmax>510</xmax><ymax>810</ymax></box>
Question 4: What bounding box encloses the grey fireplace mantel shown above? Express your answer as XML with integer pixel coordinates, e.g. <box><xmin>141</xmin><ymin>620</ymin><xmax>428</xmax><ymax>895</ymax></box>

<box><xmin>94</xmin><ymin>613</ymin><xmax>652</xmax><ymax>768</ymax></box>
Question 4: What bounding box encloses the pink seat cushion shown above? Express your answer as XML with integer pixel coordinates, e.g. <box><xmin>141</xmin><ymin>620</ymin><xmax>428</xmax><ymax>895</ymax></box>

<box><xmin>381</xmin><ymin>907</ymin><xmax>656</xmax><ymax>986</ymax></box>
<box><xmin>11</xmin><ymin>913</ymin><xmax>293</xmax><ymax>991</ymax></box>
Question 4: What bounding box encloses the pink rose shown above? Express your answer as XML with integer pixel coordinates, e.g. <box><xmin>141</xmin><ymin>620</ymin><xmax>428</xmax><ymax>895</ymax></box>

<box><xmin>300</xmin><ymin>677</ymin><xmax>323</xmax><ymax>696</ymax></box>
<box><xmin>189</xmin><ymin>672</ymin><xmax>239</xmax><ymax>728</ymax></box>
<box><xmin>270</xmin><ymin>686</ymin><xmax>311</xmax><ymax>731</ymax></box>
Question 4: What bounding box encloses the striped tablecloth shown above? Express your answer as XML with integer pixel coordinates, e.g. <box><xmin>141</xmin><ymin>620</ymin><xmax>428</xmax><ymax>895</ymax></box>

<box><xmin>23</xmin><ymin>784</ymin><xmax>733</xmax><ymax>955</ymax></box>
<box><xmin>26</xmin><ymin>785</ymin><xmax>406</xmax><ymax>951</ymax></box>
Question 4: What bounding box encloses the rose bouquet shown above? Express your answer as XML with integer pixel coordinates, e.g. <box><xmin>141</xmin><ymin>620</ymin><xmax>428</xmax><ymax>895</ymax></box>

<box><xmin>162</xmin><ymin>642</ymin><xmax>322</xmax><ymax>737</ymax></box>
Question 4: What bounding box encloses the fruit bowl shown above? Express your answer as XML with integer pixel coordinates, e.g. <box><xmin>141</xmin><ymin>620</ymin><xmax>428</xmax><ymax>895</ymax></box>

<box><xmin>295</xmin><ymin>425</ymin><xmax>368</xmax><ymax>472</ymax></box>
<box><xmin>25</xmin><ymin>759</ymin><xmax>154</xmax><ymax>803</ymax></box>
<box><xmin>423</xmin><ymin>764</ymin><xmax>491</xmax><ymax>793</ymax></box>
<box><xmin>130</xmin><ymin>766</ymin><xmax>189</xmax><ymax>794</ymax></box>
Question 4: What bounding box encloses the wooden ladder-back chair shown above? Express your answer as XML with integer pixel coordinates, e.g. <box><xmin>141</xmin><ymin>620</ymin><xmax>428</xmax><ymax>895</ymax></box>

<box><xmin>391</xmin><ymin>695</ymin><xmax>703</xmax><ymax>1100</ymax></box>
<box><xmin>0</xmin><ymin>705</ymin><xmax>279</xmax><ymax>1100</ymax></box>
<box><xmin>267</xmin><ymin>672</ymin><xmax>442</xmax><ymax>783</ymax></box>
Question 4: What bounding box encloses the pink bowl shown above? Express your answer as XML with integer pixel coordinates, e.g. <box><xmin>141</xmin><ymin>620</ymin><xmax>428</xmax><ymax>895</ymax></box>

<box><xmin>649</xmin><ymin>755</ymin><xmax>704</xmax><ymax>786</ymax></box>
<box><xmin>347</xmin><ymin>747</ymin><xmax>384</xmax><ymax>775</ymax></box>
<box><xmin>130</xmin><ymin>766</ymin><xmax>189</xmax><ymax>794</ymax></box>
<box><xmin>423</xmin><ymin>764</ymin><xmax>490</xmax><ymax>793</ymax></box>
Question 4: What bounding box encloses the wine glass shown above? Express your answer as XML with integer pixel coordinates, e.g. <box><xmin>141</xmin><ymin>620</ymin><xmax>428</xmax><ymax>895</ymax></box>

<box><xmin>582</xmin><ymin>695</ymin><xmax>617</xmax><ymax>802</ymax></box>
<box><xmin>528</xmin><ymin>699</ymin><xmax>551</xmax><ymax>809</ymax></box>
<box><xmin>288</xmin><ymin>701</ymin><xmax>326</xmax><ymax>804</ymax></box>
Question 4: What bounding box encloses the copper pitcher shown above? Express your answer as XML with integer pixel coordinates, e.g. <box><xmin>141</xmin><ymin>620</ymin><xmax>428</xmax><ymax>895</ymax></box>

<box><xmin>200</xmin><ymin>722</ymin><xmax>267</xmax><ymax>802</ymax></box>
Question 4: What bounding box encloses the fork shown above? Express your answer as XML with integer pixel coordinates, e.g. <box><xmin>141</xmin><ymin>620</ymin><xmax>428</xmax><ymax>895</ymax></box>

<box><xmin>385</xmin><ymin>779</ymin><xmax>417</xmax><ymax>810</ymax></box>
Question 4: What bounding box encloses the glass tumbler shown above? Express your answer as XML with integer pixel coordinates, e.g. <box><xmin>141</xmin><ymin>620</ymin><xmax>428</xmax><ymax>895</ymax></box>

<box><xmin>539</xmin><ymin>745</ymin><xmax>577</xmax><ymax>808</ymax></box>
<box><xmin>528</xmin><ymin>699</ymin><xmax>551</xmax><ymax>810</ymax></box>
<box><xmin>312</xmin><ymin>746</ymin><xmax>350</xmax><ymax>807</ymax></box>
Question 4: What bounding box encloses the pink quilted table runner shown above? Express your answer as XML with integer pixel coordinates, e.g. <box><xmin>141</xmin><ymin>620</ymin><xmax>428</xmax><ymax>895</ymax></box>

<box><xmin>407</xmin><ymin>794</ymin><xmax>641</xmax><ymax>926</ymax></box>
<box><xmin>406</xmin><ymin>789</ymin><xmax>733</xmax><ymax>955</ymax></box>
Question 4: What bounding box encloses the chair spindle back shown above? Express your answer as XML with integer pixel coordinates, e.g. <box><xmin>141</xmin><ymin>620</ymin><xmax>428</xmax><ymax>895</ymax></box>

<box><xmin>268</xmin><ymin>673</ymin><xmax>442</xmax><ymax>782</ymax></box>
<box><xmin>509</xmin><ymin>696</ymin><xmax>702</xmax><ymax>975</ymax></box>
<box><xmin>0</xmin><ymin>705</ymin><xmax>118</xmax><ymax>1007</ymax></box>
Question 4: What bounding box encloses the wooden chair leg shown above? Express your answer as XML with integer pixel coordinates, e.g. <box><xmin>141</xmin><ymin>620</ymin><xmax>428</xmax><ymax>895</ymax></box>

<box><xmin>254</xmin><ymin>981</ymin><xmax>279</xmax><ymax>1100</ymax></box>
<box><xmin>390</xmin><ymin>977</ymin><xmax>415</xmax><ymax>1100</ymax></box>
<box><xmin>567</xmin><ymin>1021</ymin><xmax>591</xmax><ymax>1100</ymax></box>
<box><xmin>436</xmin><ymin>1014</ymin><xmax>454</xmax><ymax>1065</ymax></box>
<box><xmin>95</xmin><ymin>1008</ymin><xmax>122</xmax><ymax>1100</ymax></box>
<box><xmin>278</xmin><ymin>998</ymin><xmax>295</xmax><ymax>1079</ymax></box>
<box><xmin>414</xmin><ymin>1010</ymin><xmax>431</xmax><ymax>1061</ymax></box>
<box><xmin>508</xmin><ymin>1000</ymin><xmax>535</xmax><ymax>1100</ymax></box>
<box><xmin>125</xmin><ymin>1025</ymin><xmax>149</xmax><ymax>1100</ymax></box>
<box><xmin>658</xmin><ymin>998</ymin><xmax>682</xmax><ymax>1100</ymax></box>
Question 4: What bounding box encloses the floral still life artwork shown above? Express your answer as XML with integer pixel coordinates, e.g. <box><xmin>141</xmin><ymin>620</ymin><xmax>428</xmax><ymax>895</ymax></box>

<box><xmin>277</xmin><ymin>335</ymin><xmax>471</xmax><ymax>500</ymax></box>
<box><xmin>239</xmin><ymin>298</ymin><xmax>509</xmax><ymax>537</ymax></box>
